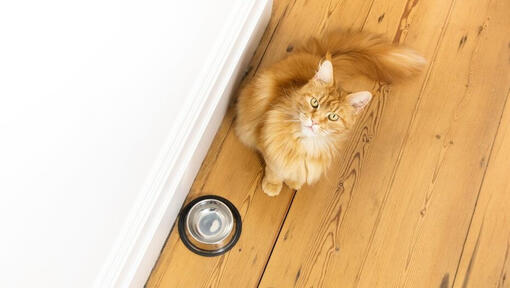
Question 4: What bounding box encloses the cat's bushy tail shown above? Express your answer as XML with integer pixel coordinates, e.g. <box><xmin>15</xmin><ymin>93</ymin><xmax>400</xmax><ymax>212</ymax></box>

<box><xmin>301</xmin><ymin>30</ymin><xmax>426</xmax><ymax>83</ymax></box>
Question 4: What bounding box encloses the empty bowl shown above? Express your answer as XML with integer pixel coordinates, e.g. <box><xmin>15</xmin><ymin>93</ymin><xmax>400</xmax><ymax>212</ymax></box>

<box><xmin>178</xmin><ymin>195</ymin><xmax>241</xmax><ymax>256</ymax></box>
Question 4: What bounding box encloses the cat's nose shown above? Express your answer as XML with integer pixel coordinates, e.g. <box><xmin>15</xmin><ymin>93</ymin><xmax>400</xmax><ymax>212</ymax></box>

<box><xmin>312</xmin><ymin>119</ymin><xmax>319</xmax><ymax>125</ymax></box>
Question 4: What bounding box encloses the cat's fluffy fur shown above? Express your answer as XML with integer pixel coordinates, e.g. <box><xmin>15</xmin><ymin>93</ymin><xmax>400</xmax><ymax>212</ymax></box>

<box><xmin>235</xmin><ymin>30</ymin><xmax>425</xmax><ymax>196</ymax></box>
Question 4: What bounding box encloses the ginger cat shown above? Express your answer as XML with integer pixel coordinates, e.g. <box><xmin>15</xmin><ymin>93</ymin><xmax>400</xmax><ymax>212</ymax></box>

<box><xmin>235</xmin><ymin>30</ymin><xmax>425</xmax><ymax>196</ymax></box>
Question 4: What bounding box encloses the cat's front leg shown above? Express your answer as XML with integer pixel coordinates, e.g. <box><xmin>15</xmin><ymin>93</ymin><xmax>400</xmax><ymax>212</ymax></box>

<box><xmin>261</xmin><ymin>164</ymin><xmax>283</xmax><ymax>197</ymax></box>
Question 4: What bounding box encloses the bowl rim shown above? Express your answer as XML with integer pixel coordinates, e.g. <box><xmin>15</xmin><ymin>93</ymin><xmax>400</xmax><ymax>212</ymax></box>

<box><xmin>178</xmin><ymin>195</ymin><xmax>242</xmax><ymax>257</ymax></box>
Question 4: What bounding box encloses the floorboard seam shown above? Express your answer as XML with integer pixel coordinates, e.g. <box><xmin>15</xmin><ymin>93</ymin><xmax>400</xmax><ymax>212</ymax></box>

<box><xmin>256</xmin><ymin>190</ymin><xmax>297</xmax><ymax>287</ymax></box>
<box><xmin>451</xmin><ymin>87</ymin><xmax>510</xmax><ymax>288</ymax></box>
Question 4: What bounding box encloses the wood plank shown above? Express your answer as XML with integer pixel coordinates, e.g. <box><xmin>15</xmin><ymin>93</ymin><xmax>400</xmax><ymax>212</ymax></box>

<box><xmin>355</xmin><ymin>0</ymin><xmax>510</xmax><ymax>286</ymax></box>
<box><xmin>259</xmin><ymin>0</ymin><xmax>510</xmax><ymax>287</ymax></box>
<box><xmin>453</xmin><ymin>89</ymin><xmax>510</xmax><ymax>288</ymax></box>
<box><xmin>146</xmin><ymin>0</ymin><xmax>378</xmax><ymax>287</ymax></box>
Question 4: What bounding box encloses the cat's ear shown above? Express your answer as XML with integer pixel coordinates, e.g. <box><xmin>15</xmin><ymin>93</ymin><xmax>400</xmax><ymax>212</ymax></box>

<box><xmin>347</xmin><ymin>91</ymin><xmax>372</xmax><ymax>113</ymax></box>
<box><xmin>314</xmin><ymin>59</ymin><xmax>334</xmax><ymax>85</ymax></box>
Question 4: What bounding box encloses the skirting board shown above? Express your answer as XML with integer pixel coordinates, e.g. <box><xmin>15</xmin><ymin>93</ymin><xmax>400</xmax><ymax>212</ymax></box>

<box><xmin>93</xmin><ymin>0</ymin><xmax>272</xmax><ymax>287</ymax></box>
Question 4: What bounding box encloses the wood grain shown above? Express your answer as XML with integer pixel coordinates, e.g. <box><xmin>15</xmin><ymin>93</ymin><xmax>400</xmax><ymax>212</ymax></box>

<box><xmin>259</xmin><ymin>0</ymin><xmax>510</xmax><ymax>287</ymax></box>
<box><xmin>148</xmin><ymin>0</ymin><xmax>510</xmax><ymax>287</ymax></box>
<box><xmin>353</xmin><ymin>0</ymin><xmax>510</xmax><ymax>285</ymax></box>
<box><xmin>453</xmin><ymin>88</ymin><xmax>510</xmax><ymax>288</ymax></box>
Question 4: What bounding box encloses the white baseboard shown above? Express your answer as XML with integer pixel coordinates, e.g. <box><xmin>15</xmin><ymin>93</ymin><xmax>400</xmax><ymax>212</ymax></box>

<box><xmin>93</xmin><ymin>0</ymin><xmax>272</xmax><ymax>287</ymax></box>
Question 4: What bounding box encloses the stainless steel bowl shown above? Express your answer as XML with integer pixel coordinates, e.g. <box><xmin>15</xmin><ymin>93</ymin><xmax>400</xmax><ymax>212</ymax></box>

<box><xmin>178</xmin><ymin>195</ymin><xmax>241</xmax><ymax>256</ymax></box>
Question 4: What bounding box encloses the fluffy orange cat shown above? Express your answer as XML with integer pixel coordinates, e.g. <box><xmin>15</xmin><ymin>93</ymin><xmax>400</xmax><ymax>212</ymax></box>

<box><xmin>235</xmin><ymin>30</ymin><xmax>425</xmax><ymax>196</ymax></box>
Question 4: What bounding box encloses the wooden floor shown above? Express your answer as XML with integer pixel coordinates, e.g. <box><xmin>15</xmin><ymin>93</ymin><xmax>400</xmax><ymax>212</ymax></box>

<box><xmin>147</xmin><ymin>0</ymin><xmax>510</xmax><ymax>287</ymax></box>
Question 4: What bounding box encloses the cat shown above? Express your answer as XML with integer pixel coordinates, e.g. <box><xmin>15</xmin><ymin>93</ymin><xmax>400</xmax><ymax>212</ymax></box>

<box><xmin>235</xmin><ymin>30</ymin><xmax>426</xmax><ymax>196</ymax></box>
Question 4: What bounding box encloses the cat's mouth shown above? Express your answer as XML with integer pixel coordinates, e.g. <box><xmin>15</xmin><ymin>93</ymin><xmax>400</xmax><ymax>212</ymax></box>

<box><xmin>301</xmin><ymin>124</ymin><xmax>318</xmax><ymax>137</ymax></box>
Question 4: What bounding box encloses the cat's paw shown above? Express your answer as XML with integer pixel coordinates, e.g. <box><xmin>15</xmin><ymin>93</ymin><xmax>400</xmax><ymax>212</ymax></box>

<box><xmin>285</xmin><ymin>180</ymin><xmax>302</xmax><ymax>191</ymax></box>
<box><xmin>262</xmin><ymin>177</ymin><xmax>282</xmax><ymax>197</ymax></box>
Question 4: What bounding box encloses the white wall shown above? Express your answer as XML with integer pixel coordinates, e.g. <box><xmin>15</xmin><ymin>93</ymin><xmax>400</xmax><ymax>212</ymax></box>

<box><xmin>0</xmin><ymin>0</ymin><xmax>270</xmax><ymax>287</ymax></box>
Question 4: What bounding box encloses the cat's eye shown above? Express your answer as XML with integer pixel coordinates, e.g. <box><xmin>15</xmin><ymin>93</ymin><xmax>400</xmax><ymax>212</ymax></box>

<box><xmin>328</xmin><ymin>113</ymin><xmax>339</xmax><ymax>121</ymax></box>
<box><xmin>310</xmin><ymin>97</ymin><xmax>319</xmax><ymax>108</ymax></box>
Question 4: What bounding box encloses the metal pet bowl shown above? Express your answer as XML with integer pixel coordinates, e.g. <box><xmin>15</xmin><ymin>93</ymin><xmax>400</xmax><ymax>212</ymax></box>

<box><xmin>178</xmin><ymin>195</ymin><xmax>242</xmax><ymax>256</ymax></box>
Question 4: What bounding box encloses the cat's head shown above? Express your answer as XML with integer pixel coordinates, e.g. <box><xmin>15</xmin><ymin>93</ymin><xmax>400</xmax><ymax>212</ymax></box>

<box><xmin>289</xmin><ymin>59</ymin><xmax>372</xmax><ymax>139</ymax></box>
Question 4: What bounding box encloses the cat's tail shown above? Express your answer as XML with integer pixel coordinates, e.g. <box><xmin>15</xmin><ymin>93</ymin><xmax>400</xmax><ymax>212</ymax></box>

<box><xmin>301</xmin><ymin>30</ymin><xmax>426</xmax><ymax>83</ymax></box>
